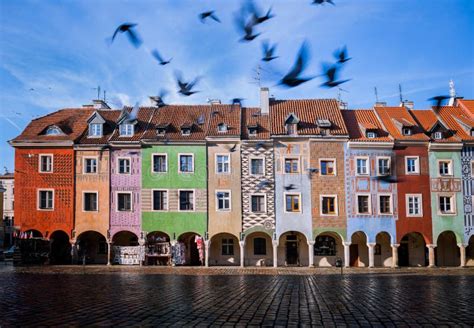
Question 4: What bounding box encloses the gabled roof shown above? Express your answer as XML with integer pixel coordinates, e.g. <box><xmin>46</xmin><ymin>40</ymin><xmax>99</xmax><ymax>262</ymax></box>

<box><xmin>78</xmin><ymin>110</ymin><xmax>121</xmax><ymax>145</ymax></box>
<box><xmin>285</xmin><ymin>113</ymin><xmax>300</xmax><ymax>124</ymax></box>
<box><xmin>109</xmin><ymin>107</ymin><xmax>155</xmax><ymax>142</ymax></box>
<box><xmin>341</xmin><ymin>109</ymin><xmax>392</xmax><ymax>142</ymax></box>
<box><xmin>374</xmin><ymin>106</ymin><xmax>429</xmax><ymax>141</ymax></box>
<box><xmin>436</xmin><ymin>106</ymin><xmax>474</xmax><ymax>142</ymax></box>
<box><xmin>87</xmin><ymin>111</ymin><xmax>106</xmax><ymax>124</ymax></box>
<box><xmin>242</xmin><ymin>107</ymin><xmax>270</xmax><ymax>140</ymax></box>
<box><xmin>458</xmin><ymin>99</ymin><xmax>474</xmax><ymax>118</ymax></box>
<box><xmin>409</xmin><ymin>109</ymin><xmax>459</xmax><ymax>143</ymax></box>
<box><xmin>270</xmin><ymin>99</ymin><xmax>348</xmax><ymax>136</ymax></box>
<box><xmin>207</xmin><ymin>104</ymin><xmax>241</xmax><ymax>137</ymax></box>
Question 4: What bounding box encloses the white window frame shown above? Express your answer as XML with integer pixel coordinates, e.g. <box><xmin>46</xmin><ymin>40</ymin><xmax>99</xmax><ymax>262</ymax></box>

<box><xmin>217</xmin><ymin>123</ymin><xmax>228</xmax><ymax>133</ymax></box>
<box><xmin>284</xmin><ymin>192</ymin><xmax>302</xmax><ymax>213</ymax></box>
<box><xmin>405</xmin><ymin>156</ymin><xmax>420</xmax><ymax>175</ymax></box>
<box><xmin>438</xmin><ymin>193</ymin><xmax>456</xmax><ymax>216</ymax></box>
<box><xmin>82</xmin><ymin>191</ymin><xmax>99</xmax><ymax>212</ymax></box>
<box><xmin>433</xmin><ymin>131</ymin><xmax>443</xmax><ymax>140</ymax></box>
<box><xmin>37</xmin><ymin>189</ymin><xmax>54</xmax><ymax>211</ymax></box>
<box><xmin>402</xmin><ymin>127</ymin><xmax>412</xmax><ymax>136</ymax></box>
<box><xmin>406</xmin><ymin>193</ymin><xmax>423</xmax><ymax>217</ymax></box>
<box><xmin>250</xmin><ymin>193</ymin><xmax>267</xmax><ymax>213</ymax></box>
<box><xmin>366</xmin><ymin>131</ymin><xmax>376</xmax><ymax>139</ymax></box>
<box><xmin>319</xmin><ymin>158</ymin><xmax>337</xmax><ymax>176</ymax></box>
<box><xmin>283</xmin><ymin>157</ymin><xmax>300</xmax><ymax>174</ymax></box>
<box><xmin>178</xmin><ymin>153</ymin><xmax>194</xmax><ymax>173</ymax></box>
<box><xmin>216</xmin><ymin>190</ymin><xmax>231</xmax><ymax>211</ymax></box>
<box><xmin>151</xmin><ymin>153</ymin><xmax>168</xmax><ymax>174</ymax></box>
<box><xmin>151</xmin><ymin>189</ymin><xmax>168</xmax><ymax>212</ymax></box>
<box><xmin>39</xmin><ymin>154</ymin><xmax>54</xmax><ymax>173</ymax></box>
<box><xmin>116</xmin><ymin>191</ymin><xmax>133</xmax><ymax>212</ymax></box>
<box><xmin>377</xmin><ymin>193</ymin><xmax>393</xmax><ymax>215</ymax></box>
<box><xmin>119</xmin><ymin>123</ymin><xmax>134</xmax><ymax>137</ymax></box>
<box><xmin>117</xmin><ymin>157</ymin><xmax>131</xmax><ymax>175</ymax></box>
<box><xmin>249</xmin><ymin>156</ymin><xmax>265</xmax><ymax>176</ymax></box>
<box><xmin>438</xmin><ymin>159</ymin><xmax>453</xmax><ymax>177</ymax></box>
<box><xmin>356</xmin><ymin>193</ymin><xmax>371</xmax><ymax>215</ymax></box>
<box><xmin>83</xmin><ymin>156</ymin><xmax>98</xmax><ymax>174</ymax></box>
<box><xmin>89</xmin><ymin>123</ymin><xmax>103</xmax><ymax>137</ymax></box>
<box><xmin>178</xmin><ymin>189</ymin><xmax>195</xmax><ymax>212</ymax></box>
<box><xmin>320</xmin><ymin>194</ymin><xmax>338</xmax><ymax>216</ymax></box>
<box><xmin>376</xmin><ymin>156</ymin><xmax>391</xmax><ymax>176</ymax></box>
<box><xmin>215</xmin><ymin>153</ymin><xmax>231</xmax><ymax>174</ymax></box>
<box><xmin>355</xmin><ymin>156</ymin><xmax>369</xmax><ymax>176</ymax></box>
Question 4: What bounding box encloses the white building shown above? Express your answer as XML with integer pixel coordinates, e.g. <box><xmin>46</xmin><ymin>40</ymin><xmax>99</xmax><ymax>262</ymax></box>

<box><xmin>0</xmin><ymin>171</ymin><xmax>14</xmax><ymax>248</ymax></box>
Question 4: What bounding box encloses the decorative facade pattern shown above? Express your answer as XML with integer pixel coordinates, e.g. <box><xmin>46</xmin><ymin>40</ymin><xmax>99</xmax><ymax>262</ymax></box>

<box><xmin>461</xmin><ymin>146</ymin><xmax>474</xmax><ymax>242</ymax></box>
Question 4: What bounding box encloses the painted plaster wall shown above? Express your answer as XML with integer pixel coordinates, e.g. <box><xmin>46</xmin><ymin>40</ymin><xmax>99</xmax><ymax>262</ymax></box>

<box><xmin>244</xmin><ymin>232</ymin><xmax>274</xmax><ymax>266</ymax></box>
<box><xmin>74</xmin><ymin>149</ymin><xmax>110</xmax><ymax>239</ymax></box>
<box><xmin>344</xmin><ymin>145</ymin><xmax>397</xmax><ymax>244</ymax></box>
<box><xmin>141</xmin><ymin>145</ymin><xmax>207</xmax><ymax>240</ymax></box>
<box><xmin>461</xmin><ymin>146</ymin><xmax>474</xmax><ymax>243</ymax></box>
<box><xmin>110</xmin><ymin>148</ymin><xmax>142</xmax><ymax>239</ymax></box>
<box><xmin>429</xmin><ymin>150</ymin><xmax>464</xmax><ymax>244</ymax></box>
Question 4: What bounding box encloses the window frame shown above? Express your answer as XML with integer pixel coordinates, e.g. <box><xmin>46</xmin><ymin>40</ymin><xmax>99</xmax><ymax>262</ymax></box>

<box><xmin>319</xmin><ymin>158</ymin><xmax>337</xmax><ymax>176</ymax></box>
<box><xmin>402</xmin><ymin>127</ymin><xmax>412</xmax><ymax>136</ymax></box>
<box><xmin>151</xmin><ymin>153</ymin><xmax>168</xmax><ymax>174</ymax></box>
<box><xmin>83</xmin><ymin>191</ymin><xmax>99</xmax><ymax>212</ymax></box>
<box><xmin>250</xmin><ymin>193</ymin><xmax>267</xmax><ymax>213</ymax></box>
<box><xmin>284</xmin><ymin>192</ymin><xmax>302</xmax><ymax>213</ymax></box>
<box><xmin>119</xmin><ymin>123</ymin><xmax>134</xmax><ymax>137</ymax></box>
<box><xmin>284</xmin><ymin>157</ymin><xmax>300</xmax><ymax>174</ymax></box>
<box><xmin>320</xmin><ymin>194</ymin><xmax>338</xmax><ymax>216</ymax></box>
<box><xmin>37</xmin><ymin>189</ymin><xmax>54</xmax><ymax>211</ymax></box>
<box><xmin>178</xmin><ymin>153</ymin><xmax>194</xmax><ymax>174</ymax></box>
<box><xmin>151</xmin><ymin>189</ymin><xmax>168</xmax><ymax>212</ymax></box>
<box><xmin>215</xmin><ymin>153</ymin><xmax>231</xmax><ymax>174</ymax></box>
<box><xmin>356</xmin><ymin>193</ymin><xmax>371</xmax><ymax>215</ymax></box>
<box><xmin>253</xmin><ymin>237</ymin><xmax>267</xmax><ymax>255</ymax></box>
<box><xmin>89</xmin><ymin>123</ymin><xmax>103</xmax><ymax>137</ymax></box>
<box><xmin>116</xmin><ymin>191</ymin><xmax>133</xmax><ymax>212</ymax></box>
<box><xmin>405</xmin><ymin>193</ymin><xmax>423</xmax><ymax>217</ymax></box>
<box><xmin>83</xmin><ymin>156</ymin><xmax>98</xmax><ymax>174</ymax></box>
<box><xmin>377</xmin><ymin>193</ymin><xmax>393</xmax><ymax>215</ymax></box>
<box><xmin>221</xmin><ymin>238</ymin><xmax>234</xmax><ymax>256</ymax></box>
<box><xmin>366</xmin><ymin>131</ymin><xmax>377</xmax><ymax>139</ymax></box>
<box><xmin>438</xmin><ymin>193</ymin><xmax>456</xmax><ymax>216</ymax></box>
<box><xmin>216</xmin><ymin>190</ymin><xmax>231</xmax><ymax>211</ymax></box>
<box><xmin>355</xmin><ymin>156</ymin><xmax>369</xmax><ymax>176</ymax></box>
<box><xmin>405</xmin><ymin>156</ymin><xmax>420</xmax><ymax>175</ymax></box>
<box><xmin>117</xmin><ymin>157</ymin><xmax>131</xmax><ymax>175</ymax></box>
<box><xmin>178</xmin><ymin>189</ymin><xmax>195</xmax><ymax>212</ymax></box>
<box><xmin>376</xmin><ymin>156</ymin><xmax>391</xmax><ymax>176</ymax></box>
<box><xmin>249</xmin><ymin>156</ymin><xmax>265</xmax><ymax>176</ymax></box>
<box><xmin>39</xmin><ymin>154</ymin><xmax>54</xmax><ymax>173</ymax></box>
<box><xmin>433</xmin><ymin>131</ymin><xmax>443</xmax><ymax>140</ymax></box>
<box><xmin>438</xmin><ymin>159</ymin><xmax>453</xmax><ymax>177</ymax></box>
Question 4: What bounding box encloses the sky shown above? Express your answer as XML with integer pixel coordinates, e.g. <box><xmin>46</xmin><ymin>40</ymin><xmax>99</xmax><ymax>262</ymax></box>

<box><xmin>0</xmin><ymin>0</ymin><xmax>473</xmax><ymax>171</ymax></box>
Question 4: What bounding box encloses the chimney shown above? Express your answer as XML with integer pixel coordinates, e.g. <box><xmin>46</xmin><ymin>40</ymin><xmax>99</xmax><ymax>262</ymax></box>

<box><xmin>401</xmin><ymin>101</ymin><xmax>414</xmax><ymax>110</ymax></box>
<box><xmin>374</xmin><ymin>101</ymin><xmax>387</xmax><ymax>107</ymax></box>
<box><xmin>92</xmin><ymin>99</ymin><xmax>110</xmax><ymax>109</ymax></box>
<box><xmin>208</xmin><ymin>99</ymin><xmax>221</xmax><ymax>105</ymax></box>
<box><xmin>260</xmin><ymin>87</ymin><xmax>269</xmax><ymax>114</ymax></box>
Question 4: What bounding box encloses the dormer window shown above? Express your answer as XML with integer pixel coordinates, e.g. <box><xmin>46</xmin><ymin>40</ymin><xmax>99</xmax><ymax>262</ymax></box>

<box><xmin>316</xmin><ymin>119</ymin><xmax>332</xmax><ymax>128</ymax></box>
<box><xmin>89</xmin><ymin>123</ymin><xmax>103</xmax><ymax>137</ymax></box>
<box><xmin>248</xmin><ymin>125</ymin><xmax>258</xmax><ymax>136</ymax></box>
<box><xmin>471</xmin><ymin>129</ymin><xmax>474</xmax><ymax>137</ymax></box>
<box><xmin>181</xmin><ymin>126</ymin><xmax>191</xmax><ymax>136</ymax></box>
<box><xmin>119</xmin><ymin>124</ymin><xmax>134</xmax><ymax>136</ymax></box>
<box><xmin>217</xmin><ymin>123</ymin><xmax>228</xmax><ymax>133</ymax></box>
<box><xmin>45</xmin><ymin>126</ymin><xmax>63</xmax><ymax>136</ymax></box>
<box><xmin>402</xmin><ymin>127</ymin><xmax>412</xmax><ymax>136</ymax></box>
<box><xmin>433</xmin><ymin>131</ymin><xmax>443</xmax><ymax>140</ymax></box>
<box><xmin>285</xmin><ymin>113</ymin><xmax>300</xmax><ymax>136</ymax></box>
<box><xmin>366</xmin><ymin>131</ymin><xmax>377</xmax><ymax>139</ymax></box>
<box><xmin>156</xmin><ymin>124</ymin><xmax>169</xmax><ymax>136</ymax></box>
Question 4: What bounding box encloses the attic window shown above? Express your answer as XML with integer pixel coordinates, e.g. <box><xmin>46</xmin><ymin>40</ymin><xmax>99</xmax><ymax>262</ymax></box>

<box><xmin>402</xmin><ymin>127</ymin><xmax>412</xmax><ymax>136</ymax></box>
<box><xmin>45</xmin><ymin>126</ymin><xmax>63</xmax><ymax>136</ymax></box>
<box><xmin>181</xmin><ymin>126</ymin><xmax>191</xmax><ymax>136</ymax></box>
<box><xmin>248</xmin><ymin>125</ymin><xmax>258</xmax><ymax>136</ymax></box>
<box><xmin>433</xmin><ymin>131</ymin><xmax>443</xmax><ymax>140</ymax></box>
<box><xmin>366</xmin><ymin>131</ymin><xmax>377</xmax><ymax>139</ymax></box>
<box><xmin>89</xmin><ymin>123</ymin><xmax>102</xmax><ymax>137</ymax></box>
<box><xmin>217</xmin><ymin>123</ymin><xmax>228</xmax><ymax>133</ymax></box>
<box><xmin>316</xmin><ymin>119</ymin><xmax>332</xmax><ymax>128</ymax></box>
<box><xmin>119</xmin><ymin>124</ymin><xmax>134</xmax><ymax>137</ymax></box>
<box><xmin>471</xmin><ymin>129</ymin><xmax>474</xmax><ymax>137</ymax></box>
<box><xmin>156</xmin><ymin>124</ymin><xmax>169</xmax><ymax>136</ymax></box>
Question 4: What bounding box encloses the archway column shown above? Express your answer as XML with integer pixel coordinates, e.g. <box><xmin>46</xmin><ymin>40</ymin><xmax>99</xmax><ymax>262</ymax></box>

<box><xmin>391</xmin><ymin>244</ymin><xmax>399</xmax><ymax>268</ymax></box>
<box><xmin>427</xmin><ymin>244</ymin><xmax>436</xmax><ymax>267</ymax></box>
<box><xmin>272</xmin><ymin>241</ymin><xmax>278</xmax><ymax>268</ymax></box>
<box><xmin>307</xmin><ymin>241</ymin><xmax>315</xmax><ymax>267</ymax></box>
<box><xmin>343</xmin><ymin>242</ymin><xmax>350</xmax><ymax>268</ymax></box>
<box><xmin>107</xmin><ymin>241</ymin><xmax>112</xmax><ymax>266</ymax></box>
<box><xmin>204</xmin><ymin>240</ymin><xmax>210</xmax><ymax>267</ymax></box>
<box><xmin>70</xmin><ymin>240</ymin><xmax>77</xmax><ymax>265</ymax></box>
<box><xmin>458</xmin><ymin>243</ymin><xmax>466</xmax><ymax>268</ymax></box>
<box><xmin>367</xmin><ymin>243</ymin><xmax>376</xmax><ymax>268</ymax></box>
<box><xmin>239</xmin><ymin>241</ymin><xmax>245</xmax><ymax>267</ymax></box>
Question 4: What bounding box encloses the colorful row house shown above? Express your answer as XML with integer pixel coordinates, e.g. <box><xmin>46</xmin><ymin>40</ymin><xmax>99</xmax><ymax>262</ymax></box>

<box><xmin>9</xmin><ymin>91</ymin><xmax>474</xmax><ymax>267</ymax></box>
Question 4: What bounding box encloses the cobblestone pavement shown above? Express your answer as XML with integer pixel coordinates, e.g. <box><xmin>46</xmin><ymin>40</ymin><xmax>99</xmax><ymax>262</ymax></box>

<box><xmin>1</xmin><ymin>265</ymin><xmax>473</xmax><ymax>327</ymax></box>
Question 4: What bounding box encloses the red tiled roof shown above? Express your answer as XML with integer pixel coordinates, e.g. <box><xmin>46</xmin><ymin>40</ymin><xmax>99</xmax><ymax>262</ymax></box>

<box><xmin>375</xmin><ymin>107</ymin><xmax>429</xmax><ymax>141</ymax></box>
<box><xmin>436</xmin><ymin>106</ymin><xmax>474</xmax><ymax>142</ymax></box>
<box><xmin>109</xmin><ymin>107</ymin><xmax>156</xmax><ymax>142</ymax></box>
<box><xmin>11</xmin><ymin>108</ymin><xmax>94</xmax><ymax>143</ymax></box>
<box><xmin>458</xmin><ymin>99</ymin><xmax>474</xmax><ymax>118</ymax></box>
<box><xmin>341</xmin><ymin>109</ymin><xmax>392</xmax><ymax>142</ymax></box>
<box><xmin>77</xmin><ymin>110</ymin><xmax>121</xmax><ymax>145</ymax></box>
<box><xmin>270</xmin><ymin>99</ymin><xmax>348</xmax><ymax>136</ymax></box>
<box><xmin>207</xmin><ymin>104</ymin><xmax>241</xmax><ymax>137</ymax></box>
<box><xmin>409</xmin><ymin>109</ymin><xmax>460</xmax><ymax>143</ymax></box>
<box><xmin>242</xmin><ymin>107</ymin><xmax>271</xmax><ymax>140</ymax></box>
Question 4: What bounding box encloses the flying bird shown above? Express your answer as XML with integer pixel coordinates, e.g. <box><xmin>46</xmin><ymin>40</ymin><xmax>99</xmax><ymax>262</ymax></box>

<box><xmin>256</xmin><ymin>180</ymin><xmax>271</xmax><ymax>190</ymax></box>
<box><xmin>372</xmin><ymin>175</ymin><xmax>400</xmax><ymax>184</ymax></box>
<box><xmin>229</xmin><ymin>144</ymin><xmax>237</xmax><ymax>152</ymax></box>
<box><xmin>199</xmin><ymin>10</ymin><xmax>221</xmax><ymax>23</ymax></box>
<box><xmin>151</xmin><ymin>89</ymin><xmax>168</xmax><ymax>107</ymax></box>
<box><xmin>231</xmin><ymin>98</ymin><xmax>244</xmax><ymax>106</ymax></box>
<box><xmin>246</xmin><ymin>1</ymin><xmax>274</xmax><ymax>24</ymax></box>
<box><xmin>234</xmin><ymin>12</ymin><xmax>260</xmax><ymax>42</ymax></box>
<box><xmin>320</xmin><ymin>63</ymin><xmax>351</xmax><ymax>88</ymax></box>
<box><xmin>428</xmin><ymin>95</ymin><xmax>450</xmax><ymax>112</ymax></box>
<box><xmin>151</xmin><ymin>49</ymin><xmax>172</xmax><ymax>65</ymax></box>
<box><xmin>279</xmin><ymin>41</ymin><xmax>314</xmax><ymax>88</ymax></box>
<box><xmin>284</xmin><ymin>184</ymin><xmax>296</xmax><ymax>191</ymax></box>
<box><xmin>175</xmin><ymin>71</ymin><xmax>201</xmax><ymax>96</ymax></box>
<box><xmin>262</xmin><ymin>40</ymin><xmax>278</xmax><ymax>62</ymax></box>
<box><xmin>110</xmin><ymin>23</ymin><xmax>142</xmax><ymax>48</ymax></box>
<box><xmin>334</xmin><ymin>46</ymin><xmax>351</xmax><ymax>63</ymax></box>
<box><xmin>312</xmin><ymin>0</ymin><xmax>335</xmax><ymax>5</ymax></box>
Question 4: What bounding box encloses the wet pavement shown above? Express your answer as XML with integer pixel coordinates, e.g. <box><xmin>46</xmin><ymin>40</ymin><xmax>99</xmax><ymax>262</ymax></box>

<box><xmin>0</xmin><ymin>265</ymin><xmax>473</xmax><ymax>327</ymax></box>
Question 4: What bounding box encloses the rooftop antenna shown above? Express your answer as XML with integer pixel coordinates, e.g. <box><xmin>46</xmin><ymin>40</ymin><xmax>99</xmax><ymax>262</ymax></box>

<box><xmin>374</xmin><ymin>87</ymin><xmax>379</xmax><ymax>103</ymax></box>
<box><xmin>337</xmin><ymin>87</ymin><xmax>342</xmax><ymax>103</ymax></box>
<box><xmin>250</xmin><ymin>64</ymin><xmax>261</xmax><ymax>87</ymax></box>
<box><xmin>398</xmin><ymin>84</ymin><xmax>403</xmax><ymax>103</ymax></box>
<box><xmin>92</xmin><ymin>85</ymin><xmax>101</xmax><ymax>100</ymax></box>
<box><xmin>103</xmin><ymin>90</ymin><xmax>106</xmax><ymax>102</ymax></box>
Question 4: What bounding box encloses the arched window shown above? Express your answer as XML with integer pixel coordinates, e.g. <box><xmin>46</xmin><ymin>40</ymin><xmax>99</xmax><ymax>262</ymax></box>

<box><xmin>314</xmin><ymin>235</ymin><xmax>337</xmax><ymax>256</ymax></box>
<box><xmin>253</xmin><ymin>237</ymin><xmax>266</xmax><ymax>255</ymax></box>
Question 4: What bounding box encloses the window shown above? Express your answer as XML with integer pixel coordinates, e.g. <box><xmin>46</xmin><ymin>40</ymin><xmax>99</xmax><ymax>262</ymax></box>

<box><xmin>89</xmin><ymin>123</ymin><xmax>102</xmax><ymax>137</ymax></box>
<box><xmin>251</xmin><ymin>195</ymin><xmax>265</xmax><ymax>213</ymax></box>
<box><xmin>314</xmin><ymin>236</ymin><xmax>337</xmax><ymax>256</ymax></box>
<box><xmin>39</xmin><ymin>155</ymin><xmax>53</xmax><ymax>173</ymax></box>
<box><xmin>471</xmin><ymin>129</ymin><xmax>474</xmax><ymax>137</ymax></box>
<box><xmin>250</xmin><ymin>158</ymin><xmax>264</xmax><ymax>175</ymax></box>
<box><xmin>152</xmin><ymin>190</ymin><xmax>167</xmax><ymax>211</ymax></box>
<box><xmin>285</xmin><ymin>194</ymin><xmax>300</xmax><ymax>212</ymax></box>
<box><xmin>222</xmin><ymin>238</ymin><xmax>234</xmax><ymax>256</ymax></box>
<box><xmin>253</xmin><ymin>238</ymin><xmax>266</xmax><ymax>255</ymax></box>
<box><xmin>378</xmin><ymin>195</ymin><xmax>392</xmax><ymax>214</ymax></box>
<box><xmin>46</xmin><ymin>126</ymin><xmax>62</xmax><ymax>135</ymax></box>
<box><xmin>118</xmin><ymin>158</ymin><xmax>131</xmax><ymax>174</ymax></box>
<box><xmin>356</xmin><ymin>158</ymin><xmax>369</xmax><ymax>175</ymax></box>
<box><xmin>406</xmin><ymin>194</ymin><xmax>422</xmax><ymax>217</ymax></box>
<box><xmin>216</xmin><ymin>191</ymin><xmax>231</xmax><ymax>211</ymax></box>
<box><xmin>366</xmin><ymin>131</ymin><xmax>376</xmax><ymax>139</ymax></box>
<box><xmin>152</xmin><ymin>154</ymin><xmax>167</xmax><ymax>173</ymax></box>
<box><xmin>433</xmin><ymin>131</ymin><xmax>443</xmax><ymax>140</ymax></box>
<box><xmin>320</xmin><ymin>159</ymin><xmax>336</xmax><ymax>176</ymax></box>
<box><xmin>357</xmin><ymin>195</ymin><xmax>370</xmax><ymax>214</ymax></box>
<box><xmin>179</xmin><ymin>154</ymin><xmax>194</xmax><ymax>173</ymax></box>
<box><xmin>119</xmin><ymin>124</ymin><xmax>134</xmax><ymax>136</ymax></box>
<box><xmin>181</xmin><ymin>127</ymin><xmax>191</xmax><ymax>136</ymax></box>
<box><xmin>84</xmin><ymin>158</ymin><xmax>97</xmax><ymax>174</ymax></box>
<box><xmin>117</xmin><ymin>193</ymin><xmax>132</xmax><ymax>211</ymax></box>
<box><xmin>83</xmin><ymin>192</ymin><xmax>98</xmax><ymax>211</ymax></box>
<box><xmin>179</xmin><ymin>190</ymin><xmax>194</xmax><ymax>211</ymax></box>
<box><xmin>284</xmin><ymin>158</ymin><xmax>299</xmax><ymax>173</ymax></box>
<box><xmin>38</xmin><ymin>190</ymin><xmax>53</xmax><ymax>210</ymax></box>
<box><xmin>217</xmin><ymin>123</ymin><xmax>228</xmax><ymax>132</ymax></box>
<box><xmin>377</xmin><ymin>157</ymin><xmax>390</xmax><ymax>176</ymax></box>
<box><xmin>321</xmin><ymin>196</ymin><xmax>336</xmax><ymax>215</ymax></box>
<box><xmin>405</xmin><ymin>156</ymin><xmax>419</xmax><ymax>174</ymax></box>
<box><xmin>438</xmin><ymin>160</ymin><xmax>452</xmax><ymax>176</ymax></box>
<box><xmin>216</xmin><ymin>155</ymin><xmax>230</xmax><ymax>174</ymax></box>
<box><xmin>286</xmin><ymin>123</ymin><xmax>297</xmax><ymax>135</ymax></box>
<box><xmin>439</xmin><ymin>195</ymin><xmax>455</xmax><ymax>214</ymax></box>
<box><xmin>402</xmin><ymin>127</ymin><xmax>412</xmax><ymax>136</ymax></box>
<box><xmin>248</xmin><ymin>126</ymin><xmax>258</xmax><ymax>135</ymax></box>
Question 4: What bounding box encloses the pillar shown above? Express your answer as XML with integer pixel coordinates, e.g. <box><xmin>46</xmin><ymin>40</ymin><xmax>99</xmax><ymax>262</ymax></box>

<box><xmin>204</xmin><ymin>240</ymin><xmax>210</xmax><ymax>267</ymax></box>
<box><xmin>272</xmin><ymin>241</ymin><xmax>278</xmax><ymax>268</ymax></box>
<box><xmin>343</xmin><ymin>242</ymin><xmax>350</xmax><ymax>268</ymax></box>
<box><xmin>427</xmin><ymin>244</ymin><xmax>436</xmax><ymax>267</ymax></box>
<box><xmin>239</xmin><ymin>241</ymin><xmax>245</xmax><ymax>267</ymax></box>
<box><xmin>458</xmin><ymin>243</ymin><xmax>466</xmax><ymax>267</ymax></box>
<box><xmin>138</xmin><ymin>238</ymin><xmax>145</xmax><ymax>267</ymax></box>
<box><xmin>308</xmin><ymin>241</ymin><xmax>315</xmax><ymax>267</ymax></box>
<box><xmin>391</xmin><ymin>244</ymin><xmax>399</xmax><ymax>268</ymax></box>
<box><xmin>70</xmin><ymin>240</ymin><xmax>77</xmax><ymax>265</ymax></box>
<box><xmin>368</xmin><ymin>243</ymin><xmax>376</xmax><ymax>268</ymax></box>
<box><xmin>107</xmin><ymin>241</ymin><xmax>112</xmax><ymax>266</ymax></box>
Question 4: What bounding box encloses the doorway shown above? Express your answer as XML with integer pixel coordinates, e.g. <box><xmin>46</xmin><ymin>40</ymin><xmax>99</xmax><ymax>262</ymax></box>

<box><xmin>350</xmin><ymin>244</ymin><xmax>359</xmax><ymax>267</ymax></box>
<box><xmin>286</xmin><ymin>239</ymin><xmax>298</xmax><ymax>265</ymax></box>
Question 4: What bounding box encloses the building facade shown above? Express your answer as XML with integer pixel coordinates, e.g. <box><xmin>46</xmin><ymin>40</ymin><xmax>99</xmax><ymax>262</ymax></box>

<box><xmin>0</xmin><ymin>172</ymin><xmax>14</xmax><ymax>247</ymax></box>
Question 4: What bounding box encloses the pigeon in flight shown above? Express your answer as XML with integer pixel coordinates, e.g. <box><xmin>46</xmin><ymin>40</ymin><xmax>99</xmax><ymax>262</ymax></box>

<box><xmin>279</xmin><ymin>41</ymin><xmax>314</xmax><ymax>88</ymax></box>
<box><xmin>428</xmin><ymin>95</ymin><xmax>450</xmax><ymax>112</ymax></box>
<box><xmin>262</xmin><ymin>40</ymin><xmax>278</xmax><ymax>62</ymax></box>
<box><xmin>175</xmin><ymin>72</ymin><xmax>201</xmax><ymax>96</ymax></box>
<box><xmin>284</xmin><ymin>184</ymin><xmax>296</xmax><ymax>191</ymax></box>
<box><xmin>199</xmin><ymin>11</ymin><xmax>221</xmax><ymax>23</ymax></box>
<box><xmin>110</xmin><ymin>23</ymin><xmax>142</xmax><ymax>48</ymax></box>
<box><xmin>256</xmin><ymin>180</ymin><xmax>271</xmax><ymax>190</ymax></box>
<box><xmin>320</xmin><ymin>63</ymin><xmax>351</xmax><ymax>88</ymax></box>
<box><xmin>246</xmin><ymin>1</ymin><xmax>274</xmax><ymax>24</ymax></box>
<box><xmin>234</xmin><ymin>13</ymin><xmax>260</xmax><ymax>42</ymax></box>
<box><xmin>312</xmin><ymin>0</ymin><xmax>335</xmax><ymax>5</ymax></box>
<box><xmin>229</xmin><ymin>144</ymin><xmax>237</xmax><ymax>152</ymax></box>
<box><xmin>334</xmin><ymin>46</ymin><xmax>351</xmax><ymax>63</ymax></box>
<box><xmin>151</xmin><ymin>49</ymin><xmax>172</xmax><ymax>65</ymax></box>
<box><xmin>151</xmin><ymin>89</ymin><xmax>168</xmax><ymax>107</ymax></box>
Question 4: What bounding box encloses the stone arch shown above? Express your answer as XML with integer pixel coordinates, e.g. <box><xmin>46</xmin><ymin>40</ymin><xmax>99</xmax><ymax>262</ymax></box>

<box><xmin>49</xmin><ymin>230</ymin><xmax>71</xmax><ymax>265</ymax></box>
<box><xmin>350</xmin><ymin>231</ymin><xmax>369</xmax><ymax>267</ymax></box>
<box><xmin>24</xmin><ymin>229</ymin><xmax>43</xmax><ymax>238</ymax></box>
<box><xmin>375</xmin><ymin>231</ymin><xmax>392</xmax><ymax>267</ymax></box>
<box><xmin>112</xmin><ymin>231</ymin><xmax>138</xmax><ymax>246</ymax></box>
<box><xmin>177</xmin><ymin>232</ymin><xmax>204</xmax><ymax>266</ymax></box>
<box><xmin>145</xmin><ymin>231</ymin><xmax>171</xmax><ymax>266</ymax></box>
<box><xmin>313</xmin><ymin>231</ymin><xmax>344</xmax><ymax>267</ymax></box>
<box><xmin>244</xmin><ymin>231</ymin><xmax>273</xmax><ymax>267</ymax></box>
<box><xmin>436</xmin><ymin>231</ymin><xmax>460</xmax><ymax>267</ymax></box>
<box><xmin>277</xmin><ymin>231</ymin><xmax>308</xmax><ymax>266</ymax></box>
<box><xmin>243</xmin><ymin>226</ymin><xmax>274</xmax><ymax>240</ymax></box>
<box><xmin>76</xmin><ymin>231</ymin><xmax>108</xmax><ymax>264</ymax></box>
<box><xmin>398</xmin><ymin>232</ymin><xmax>427</xmax><ymax>267</ymax></box>
<box><xmin>209</xmin><ymin>232</ymin><xmax>240</xmax><ymax>266</ymax></box>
